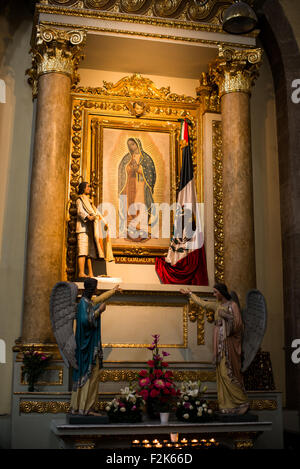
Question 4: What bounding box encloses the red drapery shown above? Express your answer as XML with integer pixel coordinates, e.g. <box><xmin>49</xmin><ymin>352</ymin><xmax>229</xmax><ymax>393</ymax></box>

<box><xmin>155</xmin><ymin>247</ymin><xmax>209</xmax><ymax>285</ymax></box>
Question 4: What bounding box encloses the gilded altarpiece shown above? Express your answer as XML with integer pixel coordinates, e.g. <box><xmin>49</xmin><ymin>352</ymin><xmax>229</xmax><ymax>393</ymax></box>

<box><xmin>64</xmin><ymin>73</ymin><xmax>224</xmax><ymax>363</ymax></box>
<box><xmin>66</xmin><ymin>73</ymin><xmax>206</xmax><ymax>275</ymax></box>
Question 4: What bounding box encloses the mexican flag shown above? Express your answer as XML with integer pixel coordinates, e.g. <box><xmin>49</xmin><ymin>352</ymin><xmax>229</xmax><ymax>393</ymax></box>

<box><xmin>155</xmin><ymin>119</ymin><xmax>208</xmax><ymax>285</ymax></box>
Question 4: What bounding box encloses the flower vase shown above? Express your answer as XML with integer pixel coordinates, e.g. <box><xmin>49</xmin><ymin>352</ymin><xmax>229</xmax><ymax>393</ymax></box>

<box><xmin>160</xmin><ymin>412</ymin><xmax>170</xmax><ymax>424</ymax></box>
<box><xmin>146</xmin><ymin>399</ymin><xmax>159</xmax><ymax>420</ymax></box>
<box><xmin>28</xmin><ymin>380</ymin><xmax>35</xmax><ymax>392</ymax></box>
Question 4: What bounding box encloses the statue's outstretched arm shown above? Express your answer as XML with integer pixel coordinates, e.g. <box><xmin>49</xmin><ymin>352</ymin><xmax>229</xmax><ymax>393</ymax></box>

<box><xmin>92</xmin><ymin>289</ymin><xmax>116</xmax><ymax>305</ymax></box>
<box><xmin>189</xmin><ymin>293</ymin><xmax>217</xmax><ymax>312</ymax></box>
<box><xmin>92</xmin><ymin>285</ymin><xmax>122</xmax><ymax>305</ymax></box>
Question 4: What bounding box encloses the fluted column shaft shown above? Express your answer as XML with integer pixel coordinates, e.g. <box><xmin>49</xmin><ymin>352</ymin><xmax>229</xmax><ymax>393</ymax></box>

<box><xmin>21</xmin><ymin>26</ymin><xmax>85</xmax><ymax>343</ymax></box>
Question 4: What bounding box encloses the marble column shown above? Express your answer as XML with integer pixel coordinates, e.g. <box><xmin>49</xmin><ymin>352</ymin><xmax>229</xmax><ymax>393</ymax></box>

<box><xmin>210</xmin><ymin>47</ymin><xmax>262</xmax><ymax>305</ymax></box>
<box><xmin>21</xmin><ymin>26</ymin><xmax>85</xmax><ymax>343</ymax></box>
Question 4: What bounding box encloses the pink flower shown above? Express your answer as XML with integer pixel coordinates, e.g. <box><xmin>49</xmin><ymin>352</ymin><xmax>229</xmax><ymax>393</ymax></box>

<box><xmin>139</xmin><ymin>377</ymin><xmax>150</xmax><ymax>387</ymax></box>
<box><xmin>184</xmin><ymin>402</ymin><xmax>191</xmax><ymax>409</ymax></box>
<box><xmin>162</xmin><ymin>351</ymin><xmax>170</xmax><ymax>357</ymax></box>
<box><xmin>152</xmin><ymin>334</ymin><xmax>160</xmax><ymax>343</ymax></box>
<box><xmin>41</xmin><ymin>355</ymin><xmax>47</xmax><ymax>360</ymax></box>
<box><xmin>150</xmin><ymin>389</ymin><xmax>160</xmax><ymax>398</ymax></box>
<box><xmin>132</xmin><ymin>405</ymin><xmax>137</xmax><ymax>411</ymax></box>
<box><xmin>154</xmin><ymin>379</ymin><xmax>165</xmax><ymax>389</ymax></box>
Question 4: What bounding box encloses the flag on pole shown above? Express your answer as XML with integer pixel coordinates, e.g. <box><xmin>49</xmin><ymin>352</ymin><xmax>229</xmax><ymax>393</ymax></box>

<box><xmin>155</xmin><ymin>119</ymin><xmax>208</xmax><ymax>285</ymax></box>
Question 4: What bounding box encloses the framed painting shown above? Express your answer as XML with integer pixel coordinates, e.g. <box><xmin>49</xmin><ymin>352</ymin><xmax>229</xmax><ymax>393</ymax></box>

<box><xmin>85</xmin><ymin>117</ymin><xmax>178</xmax><ymax>260</ymax></box>
<box><xmin>66</xmin><ymin>73</ymin><xmax>208</xmax><ymax>278</ymax></box>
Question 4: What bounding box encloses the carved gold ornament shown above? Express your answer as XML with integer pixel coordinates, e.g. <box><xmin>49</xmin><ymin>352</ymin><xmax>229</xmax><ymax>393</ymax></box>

<box><xmin>209</xmin><ymin>46</ymin><xmax>263</xmax><ymax>97</ymax></box>
<box><xmin>27</xmin><ymin>25</ymin><xmax>86</xmax><ymax>98</ymax></box>
<box><xmin>75</xmin><ymin>73</ymin><xmax>195</xmax><ymax>103</ymax></box>
<box><xmin>212</xmin><ymin>120</ymin><xmax>224</xmax><ymax>282</ymax></box>
<box><xmin>196</xmin><ymin>72</ymin><xmax>220</xmax><ymax>113</ymax></box>
<box><xmin>38</xmin><ymin>1</ymin><xmax>252</xmax><ymax>35</ymax></box>
<box><xmin>19</xmin><ymin>398</ymin><xmax>277</xmax><ymax>413</ymax></box>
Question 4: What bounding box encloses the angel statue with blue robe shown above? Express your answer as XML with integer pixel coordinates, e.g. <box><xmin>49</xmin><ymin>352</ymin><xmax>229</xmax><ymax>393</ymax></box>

<box><xmin>50</xmin><ymin>278</ymin><xmax>122</xmax><ymax>416</ymax></box>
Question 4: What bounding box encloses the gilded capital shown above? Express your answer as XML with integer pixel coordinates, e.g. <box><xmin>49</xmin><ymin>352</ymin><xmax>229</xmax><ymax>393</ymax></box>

<box><xmin>209</xmin><ymin>46</ymin><xmax>262</xmax><ymax>97</ymax></box>
<box><xmin>196</xmin><ymin>71</ymin><xmax>220</xmax><ymax>113</ymax></box>
<box><xmin>27</xmin><ymin>25</ymin><xmax>86</xmax><ymax>98</ymax></box>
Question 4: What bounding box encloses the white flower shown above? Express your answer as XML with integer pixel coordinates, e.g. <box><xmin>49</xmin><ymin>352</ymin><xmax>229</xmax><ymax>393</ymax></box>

<box><xmin>197</xmin><ymin>409</ymin><xmax>203</xmax><ymax>416</ymax></box>
<box><xmin>183</xmin><ymin>413</ymin><xmax>190</xmax><ymax>419</ymax></box>
<box><xmin>105</xmin><ymin>406</ymin><xmax>111</xmax><ymax>412</ymax></box>
<box><xmin>195</xmin><ymin>401</ymin><xmax>200</xmax><ymax>405</ymax></box>
<box><xmin>189</xmin><ymin>405</ymin><xmax>193</xmax><ymax>410</ymax></box>
<box><xmin>184</xmin><ymin>395</ymin><xmax>189</xmax><ymax>401</ymax></box>
<box><xmin>202</xmin><ymin>403</ymin><xmax>207</xmax><ymax>408</ymax></box>
<box><xmin>120</xmin><ymin>407</ymin><xmax>126</xmax><ymax>412</ymax></box>
<box><xmin>177</xmin><ymin>402</ymin><xmax>181</xmax><ymax>406</ymax></box>
<box><xmin>204</xmin><ymin>408</ymin><xmax>207</xmax><ymax>413</ymax></box>
<box><xmin>208</xmin><ymin>409</ymin><xmax>213</xmax><ymax>414</ymax></box>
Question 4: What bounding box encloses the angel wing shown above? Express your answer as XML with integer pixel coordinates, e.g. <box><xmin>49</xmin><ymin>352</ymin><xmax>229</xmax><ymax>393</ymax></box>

<box><xmin>50</xmin><ymin>281</ymin><xmax>78</xmax><ymax>370</ymax></box>
<box><xmin>241</xmin><ymin>289</ymin><xmax>267</xmax><ymax>372</ymax></box>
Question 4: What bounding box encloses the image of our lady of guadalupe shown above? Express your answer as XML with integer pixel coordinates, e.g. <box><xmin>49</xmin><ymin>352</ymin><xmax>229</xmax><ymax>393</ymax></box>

<box><xmin>118</xmin><ymin>137</ymin><xmax>157</xmax><ymax>241</ymax></box>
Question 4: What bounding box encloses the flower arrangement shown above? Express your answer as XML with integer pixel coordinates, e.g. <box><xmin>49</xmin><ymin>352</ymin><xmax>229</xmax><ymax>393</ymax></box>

<box><xmin>137</xmin><ymin>334</ymin><xmax>179</xmax><ymax>415</ymax></box>
<box><xmin>175</xmin><ymin>381</ymin><xmax>214</xmax><ymax>422</ymax></box>
<box><xmin>22</xmin><ymin>347</ymin><xmax>52</xmax><ymax>392</ymax></box>
<box><xmin>105</xmin><ymin>386</ymin><xmax>145</xmax><ymax>423</ymax></box>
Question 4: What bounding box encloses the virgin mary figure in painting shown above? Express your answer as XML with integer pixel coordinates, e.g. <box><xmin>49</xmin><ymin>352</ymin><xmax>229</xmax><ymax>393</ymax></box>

<box><xmin>118</xmin><ymin>137</ymin><xmax>156</xmax><ymax>241</ymax></box>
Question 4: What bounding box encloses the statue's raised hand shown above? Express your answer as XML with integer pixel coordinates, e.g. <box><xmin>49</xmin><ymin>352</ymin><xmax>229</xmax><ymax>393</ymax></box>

<box><xmin>113</xmin><ymin>284</ymin><xmax>123</xmax><ymax>293</ymax></box>
<box><xmin>180</xmin><ymin>288</ymin><xmax>191</xmax><ymax>296</ymax></box>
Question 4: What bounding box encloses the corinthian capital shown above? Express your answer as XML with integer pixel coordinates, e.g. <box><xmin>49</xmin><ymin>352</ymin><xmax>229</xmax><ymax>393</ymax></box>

<box><xmin>209</xmin><ymin>46</ymin><xmax>262</xmax><ymax>97</ymax></box>
<box><xmin>27</xmin><ymin>25</ymin><xmax>86</xmax><ymax>98</ymax></box>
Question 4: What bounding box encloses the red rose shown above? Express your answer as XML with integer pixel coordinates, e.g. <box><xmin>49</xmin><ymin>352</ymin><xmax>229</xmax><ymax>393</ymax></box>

<box><xmin>164</xmin><ymin>370</ymin><xmax>173</xmax><ymax>378</ymax></box>
<box><xmin>147</xmin><ymin>360</ymin><xmax>155</xmax><ymax>367</ymax></box>
<box><xmin>139</xmin><ymin>389</ymin><xmax>149</xmax><ymax>400</ymax></box>
<box><xmin>150</xmin><ymin>389</ymin><xmax>160</xmax><ymax>398</ymax></box>
<box><xmin>163</xmin><ymin>388</ymin><xmax>171</xmax><ymax>395</ymax></box>
<box><xmin>161</xmin><ymin>362</ymin><xmax>169</xmax><ymax>367</ymax></box>
<box><xmin>139</xmin><ymin>370</ymin><xmax>148</xmax><ymax>377</ymax></box>
<box><xmin>154</xmin><ymin>369</ymin><xmax>163</xmax><ymax>378</ymax></box>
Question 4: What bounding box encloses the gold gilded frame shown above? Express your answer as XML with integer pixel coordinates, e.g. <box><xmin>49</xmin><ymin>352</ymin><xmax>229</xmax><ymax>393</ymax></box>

<box><xmin>20</xmin><ymin>366</ymin><xmax>64</xmax><ymax>386</ymax></box>
<box><xmin>86</xmin><ymin>115</ymin><xmax>177</xmax><ymax>258</ymax></box>
<box><xmin>66</xmin><ymin>73</ymin><xmax>202</xmax><ymax>278</ymax></box>
<box><xmin>102</xmin><ymin>301</ymin><xmax>188</xmax><ymax>348</ymax></box>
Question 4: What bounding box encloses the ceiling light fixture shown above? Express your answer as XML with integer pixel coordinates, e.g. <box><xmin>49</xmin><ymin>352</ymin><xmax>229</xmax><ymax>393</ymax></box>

<box><xmin>222</xmin><ymin>0</ymin><xmax>258</xmax><ymax>34</ymax></box>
